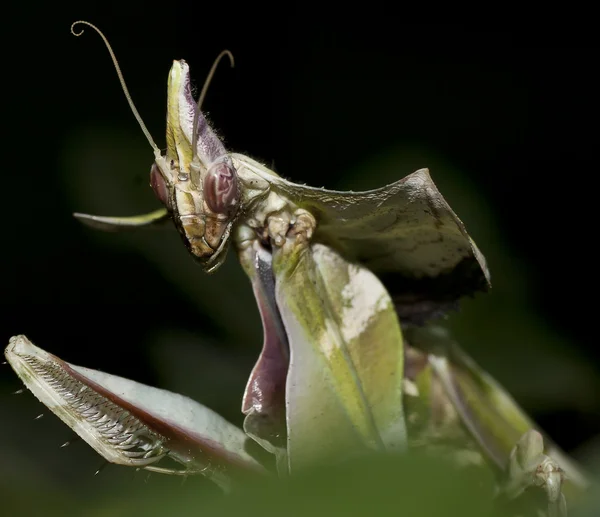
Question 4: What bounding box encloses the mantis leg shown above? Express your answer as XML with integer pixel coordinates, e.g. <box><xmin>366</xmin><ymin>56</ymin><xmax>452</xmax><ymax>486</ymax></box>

<box><xmin>504</xmin><ymin>429</ymin><xmax>567</xmax><ymax>517</ymax></box>
<box><xmin>403</xmin><ymin>325</ymin><xmax>587</xmax><ymax>516</ymax></box>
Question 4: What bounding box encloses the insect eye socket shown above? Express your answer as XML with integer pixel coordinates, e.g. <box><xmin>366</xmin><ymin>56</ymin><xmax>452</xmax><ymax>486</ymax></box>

<box><xmin>150</xmin><ymin>163</ymin><xmax>171</xmax><ymax>209</ymax></box>
<box><xmin>204</xmin><ymin>162</ymin><xmax>240</xmax><ymax>214</ymax></box>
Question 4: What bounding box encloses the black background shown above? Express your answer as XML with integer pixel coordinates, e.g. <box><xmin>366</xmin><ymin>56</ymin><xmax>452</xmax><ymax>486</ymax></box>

<box><xmin>1</xmin><ymin>4</ymin><xmax>599</xmax><ymax>511</ymax></box>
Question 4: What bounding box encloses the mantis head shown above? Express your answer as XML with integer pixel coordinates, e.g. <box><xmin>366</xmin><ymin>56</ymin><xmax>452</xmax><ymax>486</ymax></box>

<box><xmin>152</xmin><ymin>57</ymin><xmax>240</xmax><ymax>272</ymax></box>
<box><xmin>72</xmin><ymin>21</ymin><xmax>239</xmax><ymax>273</ymax></box>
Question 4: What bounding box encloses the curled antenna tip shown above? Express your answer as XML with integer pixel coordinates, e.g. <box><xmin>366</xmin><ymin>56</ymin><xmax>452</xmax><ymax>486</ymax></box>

<box><xmin>68</xmin><ymin>20</ymin><xmax>160</xmax><ymax>155</ymax></box>
<box><xmin>191</xmin><ymin>49</ymin><xmax>236</xmax><ymax>158</ymax></box>
<box><xmin>70</xmin><ymin>20</ymin><xmax>96</xmax><ymax>37</ymax></box>
<box><xmin>197</xmin><ymin>50</ymin><xmax>237</xmax><ymax>112</ymax></box>
<box><xmin>221</xmin><ymin>50</ymin><xmax>235</xmax><ymax>69</ymax></box>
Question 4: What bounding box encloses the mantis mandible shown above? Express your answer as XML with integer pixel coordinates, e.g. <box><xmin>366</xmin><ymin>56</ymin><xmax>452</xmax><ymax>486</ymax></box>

<box><xmin>4</xmin><ymin>21</ymin><xmax>589</xmax><ymax>515</ymax></box>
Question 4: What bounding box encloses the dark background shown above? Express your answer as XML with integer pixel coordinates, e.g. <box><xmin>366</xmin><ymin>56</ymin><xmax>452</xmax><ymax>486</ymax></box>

<box><xmin>1</xmin><ymin>4</ymin><xmax>599</xmax><ymax>514</ymax></box>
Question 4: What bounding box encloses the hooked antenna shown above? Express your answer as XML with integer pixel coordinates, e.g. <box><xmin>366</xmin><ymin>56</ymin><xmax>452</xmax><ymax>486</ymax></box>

<box><xmin>191</xmin><ymin>50</ymin><xmax>235</xmax><ymax>160</ymax></box>
<box><xmin>70</xmin><ymin>21</ymin><xmax>161</xmax><ymax>157</ymax></box>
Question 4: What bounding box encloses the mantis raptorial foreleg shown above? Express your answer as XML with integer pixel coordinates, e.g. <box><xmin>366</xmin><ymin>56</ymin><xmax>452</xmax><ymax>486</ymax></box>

<box><xmin>4</xmin><ymin>335</ymin><xmax>266</xmax><ymax>490</ymax></box>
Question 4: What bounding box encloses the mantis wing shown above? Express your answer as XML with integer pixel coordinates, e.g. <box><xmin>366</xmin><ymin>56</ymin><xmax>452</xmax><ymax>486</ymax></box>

<box><xmin>236</xmin><ymin>155</ymin><xmax>490</xmax><ymax>323</ymax></box>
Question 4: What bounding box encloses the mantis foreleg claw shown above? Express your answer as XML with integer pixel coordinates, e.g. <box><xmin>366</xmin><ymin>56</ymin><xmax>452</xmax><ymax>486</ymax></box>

<box><xmin>504</xmin><ymin>429</ymin><xmax>567</xmax><ymax>517</ymax></box>
<box><xmin>289</xmin><ymin>209</ymin><xmax>315</xmax><ymax>242</ymax></box>
<box><xmin>266</xmin><ymin>208</ymin><xmax>316</xmax><ymax>248</ymax></box>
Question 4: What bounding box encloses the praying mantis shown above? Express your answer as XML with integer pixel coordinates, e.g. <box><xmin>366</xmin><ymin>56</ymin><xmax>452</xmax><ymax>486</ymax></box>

<box><xmin>4</xmin><ymin>21</ymin><xmax>590</xmax><ymax>516</ymax></box>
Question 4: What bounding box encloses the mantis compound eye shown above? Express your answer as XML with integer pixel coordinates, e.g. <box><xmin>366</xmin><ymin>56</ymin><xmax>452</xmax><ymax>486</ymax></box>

<box><xmin>150</xmin><ymin>163</ymin><xmax>171</xmax><ymax>209</ymax></box>
<box><xmin>204</xmin><ymin>162</ymin><xmax>240</xmax><ymax>214</ymax></box>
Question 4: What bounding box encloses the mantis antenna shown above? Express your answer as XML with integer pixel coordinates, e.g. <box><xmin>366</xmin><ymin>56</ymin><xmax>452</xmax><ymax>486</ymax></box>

<box><xmin>70</xmin><ymin>21</ymin><xmax>161</xmax><ymax>158</ymax></box>
<box><xmin>191</xmin><ymin>50</ymin><xmax>235</xmax><ymax>162</ymax></box>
